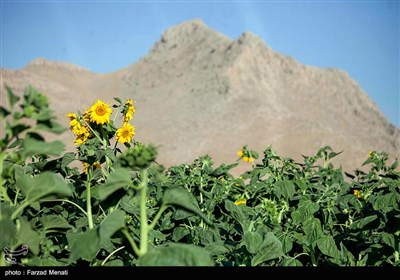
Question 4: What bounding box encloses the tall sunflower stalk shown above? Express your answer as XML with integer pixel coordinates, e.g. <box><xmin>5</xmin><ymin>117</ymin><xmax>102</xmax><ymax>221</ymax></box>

<box><xmin>66</xmin><ymin>97</ymin><xmax>136</xmax><ymax>228</ymax></box>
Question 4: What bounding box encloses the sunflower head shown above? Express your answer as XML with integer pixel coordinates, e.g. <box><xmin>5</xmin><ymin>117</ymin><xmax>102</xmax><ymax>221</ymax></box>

<box><xmin>89</xmin><ymin>100</ymin><xmax>112</xmax><ymax>125</ymax></box>
<box><xmin>123</xmin><ymin>99</ymin><xmax>136</xmax><ymax>122</ymax></box>
<box><xmin>116</xmin><ymin>122</ymin><xmax>135</xmax><ymax>144</ymax></box>
<box><xmin>234</xmin><ymin>199</ymin><xmax>247</xmax><ymax>206</ymax></box>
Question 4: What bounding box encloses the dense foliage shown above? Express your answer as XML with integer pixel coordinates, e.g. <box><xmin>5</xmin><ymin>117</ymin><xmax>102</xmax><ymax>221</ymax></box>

<box><xmin>1</xmin><ymin>86</ymin><xmax>399</xmax><ymax>266</ymax></box>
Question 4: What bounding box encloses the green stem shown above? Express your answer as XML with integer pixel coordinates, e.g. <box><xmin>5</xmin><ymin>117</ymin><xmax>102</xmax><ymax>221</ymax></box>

<box><xmin>123</xmin><ymin>169</ymin><xmax>150</xmax><ymax>258</ymax></box>
<box><xmin>101</xmin><ymin>246</ymin><xmax>125</xmax><ymax>266</ymax></box>
<box><xmin>0</xmin><ymin>152</ymin><xmax>13</xmax><ymax>206</ymax></box>
<box><xmin>148</xmin><ymin>205</ymin><xmax>169</xmax><ymax>231</ymax></box>
<box><xmin>10</xmin><ymin>200</ymin><xmax>29</xmax><ymax>220</ymax></box>
<box><xmin>122</xmin><ymin>228</ymin><xmax>141</xmax><ymax>257</ymax></box>
<box><xmin>86</xmin><ymin>169</ymin><xmax>94</xmax><ymax>229</ymax></box>
<box><xmin>42</xmin><ymin>199</ymin><xmax>87</xmax><ymax>217</ymax></box>
<box><xmin>139</xmin><ymin>169</ymin><xmax>148</xmax><ymax>255</ymax></box>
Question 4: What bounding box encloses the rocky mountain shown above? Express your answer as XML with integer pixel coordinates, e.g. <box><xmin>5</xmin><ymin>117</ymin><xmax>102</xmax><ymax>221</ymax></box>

<box><xmin>2</xmin><ymin>19</ymin><xmax>399</xmax><ymax>174</ymax></box>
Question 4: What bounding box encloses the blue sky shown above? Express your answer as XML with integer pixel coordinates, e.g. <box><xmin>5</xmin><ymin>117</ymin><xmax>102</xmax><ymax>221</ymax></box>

<box><xmin>1</xmin><ymin>0</ymin><xmax>399</xmax><ymax>127</ymax></box>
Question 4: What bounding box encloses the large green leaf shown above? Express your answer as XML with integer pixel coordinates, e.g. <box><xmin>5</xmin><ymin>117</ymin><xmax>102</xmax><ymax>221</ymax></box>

<box><xmin>23</xmin><ymin>137</ymin><xmax>65</xmax><ymax>157</ymax></box>
<box><xmin>224</xmin><ymin>200</ymin><xmax>247</xmax><ymax>230</ymax></box>
<box><xmin>251</xmin><ymin>232</ymin><xmax>284</xmax><ymax>266</ymax></box>
<box><xmin>172</xmin><ymin>227</ymin><xmax>191</xmax><ymax>242</ymax></box>
<box><xmin>98</xmin><ymin>168</ymin><xmax>131</xmax><ymax>201</ymax></box>
<box><xmin>16</xmin><ymin>172</ymin><xmax>72</xmax><ymax>204</ymax></box>
<box><xmin>41</xmin><ymin>215</ymin><xmax>72</xmax><ymax>230</ymax></box>
<box><xmin>69</xmin><ymin>228</ymin><xmax>100</xmax><ymax>262</ymax></box>
<box><xmin>99</xmin><ymin>210</ymin><xmax>125</xmax><ymax>246</ymax></box>
<box><xmin>371</xmin><ymin>193</ymin><xmax>399</xmax><ymax>212</ymax></box>
<box><xmin>302</xmin><ymin>217</ymin><xmax>323</xmax><ymax>244</ymax></box>
<box><xmin>274</xmin><ymin>180</ymin><xmax>295</xmax><ymax>200</ymax></box>
<box><xmin>348</xmin><ymin>215</ymin><xmax>378</xmax><ymax>231</ymax></box>
<box><xmin>0</xmin><ymin>219</ymin><xmax>17</xmax><ymax>249</ymax></box>
<box><xmin>281</xmin><ymin>257</ymin><xmax>303</xmax><ymax>266</ymax></box>
<box><xmin>291</xmin><ymin>197</ymin><xmax>319</xmax><ymax>224</ymax></box>
<box><xmin>243</xmin><ymin>231</ymin><xmax>263</xmax><ymax>254</ymax></box>
<box><xmin>317</xmin><ymin>235</ymin><xmax>340</xmax><ymax>258</ymax></box>
<box><xmin>17</xmin><ymin>217</ymin><xmax>40</xmax><ymax>255</ymax></box>
<box><xmin>163</xmin><ymin>187</ymin><xmax>212</xmax><ymax>226</ymax></box>
<box><xmin>138</xmin><ymin>243</ymin><xmax>214</xmax><ymax>266</ymax></box>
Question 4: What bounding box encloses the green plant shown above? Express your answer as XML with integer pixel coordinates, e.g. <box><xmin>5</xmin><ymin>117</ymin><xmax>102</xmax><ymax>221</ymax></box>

<box><xmin>1</xmin><ymin>86</ymin><xmax>399</xmax><ymax>266</ymax></box>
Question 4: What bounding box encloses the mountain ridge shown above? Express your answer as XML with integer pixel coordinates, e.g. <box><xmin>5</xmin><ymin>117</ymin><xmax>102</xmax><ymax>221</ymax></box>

<box><xmin>1</xmin><ymin>19</ymin><xmax>398</xmax><ymax>174</ymax></box>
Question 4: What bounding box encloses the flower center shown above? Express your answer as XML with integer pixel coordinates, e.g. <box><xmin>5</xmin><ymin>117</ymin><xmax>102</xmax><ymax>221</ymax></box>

<box><xmin>122</xmin><ymin>130</ymin><xmax>130</xmax><ymax>138</ymax></box>
<box><xmin>96</xmin><ymin>106</ymin><xmax>105</xmax><ymax>116</ymax></box>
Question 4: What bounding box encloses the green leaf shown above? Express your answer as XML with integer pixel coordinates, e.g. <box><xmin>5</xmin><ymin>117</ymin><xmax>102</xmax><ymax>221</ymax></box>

<box><xmin>348</xmin><ymin>215</ymin><xmax>378</xmax><ymax>231</ymax></box>
<box><xmin>138</xmin><ymin>243</ymin><xmax>214</xmax><ymax>266</ymax></box>
<box><xmin>69</xmin><ymin>228</ymin><xmax>100</xmax><ymax>262</ymax></box>
<box><xmin>276</xmin><ymin>233</ymin><xmax>293</xmax><ymax>254</ymax></box>
<box><xmin>381</xmin><ymin>233</ymin><xmax>396</xmax><ymax>249</ymax></box>
<box><xmin>281</xmin><ymin>257</ymin><xmax>303</xmax><ymax>266</ymax></box>
<box><xmin>172</xmin><ymin>227</ymin><xmax>191</xmax><ymax>242</ymax></box>
<box><xmin>98</xmin><ymin>168</ymin><xmax>131</xmax><ymax>201</ymax></box>
<box><xmin>371</xmin><ymin>193</ymin><xmax>399</xmax><ymax>212</ymax></box>
<box><xmin>120</xmin><ymin>194</ymin><xmax>140</xmax><ymax>215</ymax></box>
<box><xmin>317</xmin><ymin>235</ymin><xmax>340</xmax><ymax>258</ymax></box>
<box><xmin>99</xmin><ymin>210</ymin><xmax>125</xmax><ymax>247</ymax></box>
<box><xmin>291</xmin><ymin>197</ymin><xmax>319</xmax><ymax>224</ymax></box>
<box><xmin>274</xmin><ymin>180</ymin><xmax>295</xmax><ymax>200</ymax></box>
<box><xmin>17</xmin><ymin>217</ymin><xmax>40</xmax><ymax>255</ymax></box>
<box><xmin>34</xmin><ymin>123</ymin><xmax>66</xmax><ymax>134</ymax></box>
<box><xmin>16</xmin><ymin>172</ymin><xmax>72</xmax><ymax>204</ymax></box>
<box><xmin>41</xmin><ymin>215</ymin><xmax>72</xmax><ymax>230</ymax></box>
<box><xmin>0</xmin><ymin>219</ymin><xmax>17</xmax><ymax>249</ymax></box>
<box><xmin>25</xmin><ymin>257</ymin><xmax>69</xmax><ymax>266</ymax></box>
<box><xmin>61</xmin><ymin>152</ymin><xmax>76</xmax><ymax>169</ymax></box>
<box><xmin>104</xmin><ymin>259</ymin><xmax>124</xmax><ymax>266</ymax></box>
<box><xmin>302</xmin><ymin>217</ymin><xmax>323</xmax><ymax>244</ymax></box>
<box><xmin>23</xmin><ymin>137</ymin><xmax>65</xmax><ymax>156</ymax></box>
<box><xmin>163</xmin><ymin>187</ymin><xmax>212</xmax><ymax>226</ymax></box>
<box><xmin>6</xmin><ymin>85</ymin><xmax>20</xmax><ymax>107</ymax></box>
<box><xmin>243</xmin><ymin>231</ymin><xmax>263</xmax><ymax>254</ymax></box>
<box><xmin>224</xmin><ymin>200</ymin><xmax>246</xmax><ymax>230</ymax></box>
<box><xmin>251</xmin><ymin>232</ymin><xmax>284</xmax><ymax>266</ymax></box>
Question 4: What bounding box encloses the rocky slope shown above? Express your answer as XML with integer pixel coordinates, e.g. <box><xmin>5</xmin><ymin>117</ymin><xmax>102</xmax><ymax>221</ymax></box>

<box><xmin>2</xmin><ymin>19</ymin><xmax>399</xmax><ymax>174</ymax></box>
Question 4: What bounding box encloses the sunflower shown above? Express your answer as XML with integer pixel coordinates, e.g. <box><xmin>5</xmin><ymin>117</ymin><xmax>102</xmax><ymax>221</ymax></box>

<box><xmin>89</xmin><ymin>100</ymin><xmax>112</xmax><ymax>125</ymax></box>
<box><xmin>124</xmin><ymin>99</ymin><xmax>136</xmax><ymax>122</ymax></box>
<box><xmin>237</xmin><ymin>149</ymin><xmax>244</xmax><ymax>157</ymax></box>
<box><xmin>234</xmin><ymin>199</ymin><xmax>247</xmax><ymax>206</ymax></box>
<box><xmin>116</xmin><ymin>122</ymin><xmax>135</xmax><ymax>143</ymax></box>
<box><xmin>242</xmin><ymin>156</ymin><xmax>254</xmax><ymax>163</ymax></box>
<box><xmin>67</xmin><ymin>113</ymin><xmax>79</xmax><ymax>128</ymax></box>
<box><xmin>82</xmin><ymin>161</ymin><xmax>101</xmax><ymax>174</ymax></box>
<box><xmin>73</xmin><ymin>125</ymin><xmax>90</xmax><ymax>146</ymax></box>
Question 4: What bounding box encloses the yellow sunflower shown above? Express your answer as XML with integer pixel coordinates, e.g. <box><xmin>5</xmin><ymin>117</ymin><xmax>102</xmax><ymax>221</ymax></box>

<box><xmin>73</xmin><ymin>125</ymin><xmax>90</xmax><ymax>146</ymax></box>
<box><xmin>234</xmin><ymin>199</ymin><xmax>247</xmax><ymax>206</ymax></box>
<box><xmin>353</xmin><ymin>190</ymin><xmax>362</xmax><ymax>199</ymax></box>
<box><xmin>82</xmin><ymin>161</ymin><xmax>101</xmax><ymax>174</ymax></box>
<box><xmin>89</xmin><ymin>100</ymin><xmax>112</xmax><ymax>125</ymax></box>
<box><xmin>124</xmin><ymin>99</ymin><xmax>136</xmax><ymax>122</ymax></box>
<box><xmin>242</xmin><ymin>156</ymin><xmax>254</xmax><ymax>163</ymax></box>
<box><xmin>237</xmin><ymin>149</ymin><xmax>244</xmax><ymax>157</ymax></box>
<box><xmin>116</xmin><ymin>122</ymin><xmax>135</xmax><ymax>143</ymax></box>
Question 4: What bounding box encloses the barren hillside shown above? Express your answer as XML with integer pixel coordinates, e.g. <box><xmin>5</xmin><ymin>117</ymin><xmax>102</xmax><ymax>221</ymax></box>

<box><xmin>2</xmin><ymin>19</ymin><xmax>399</xmax><ymax>174</ymax></box>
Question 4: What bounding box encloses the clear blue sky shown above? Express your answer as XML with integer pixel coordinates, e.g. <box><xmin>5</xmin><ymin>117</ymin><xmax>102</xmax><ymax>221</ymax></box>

<box><xmin>1</xmin><ymin>0</ymin><xmax>399</xmax><ymax>127</ymax></box>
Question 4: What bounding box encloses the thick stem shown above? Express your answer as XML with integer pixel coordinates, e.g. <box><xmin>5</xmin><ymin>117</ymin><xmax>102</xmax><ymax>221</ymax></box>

<box><xmin>86</xmin><ymin>169</ymin><xmax>94</xmax><ymax>229</ymax></box>
<box><xmin>139</xmin><ymin>169</ymin><xmax>148</xmax><ymax>255</ymax></box>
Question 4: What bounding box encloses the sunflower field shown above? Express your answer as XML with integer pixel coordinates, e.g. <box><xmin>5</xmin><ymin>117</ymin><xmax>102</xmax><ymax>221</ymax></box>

<box><xmin>1</xmin><ymin>86</ymin><xmax>399</xmax><ymax>267</ymax></box>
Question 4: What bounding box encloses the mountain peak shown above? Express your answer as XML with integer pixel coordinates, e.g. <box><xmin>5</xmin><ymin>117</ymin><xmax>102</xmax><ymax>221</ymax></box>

<box><xmin>150</xmin><ymin>19</ymin><xmax>232</xmax><ymax>55</ymax></box>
